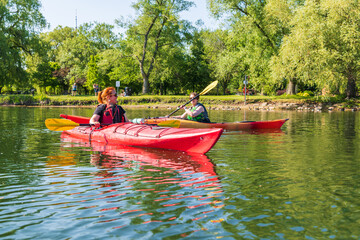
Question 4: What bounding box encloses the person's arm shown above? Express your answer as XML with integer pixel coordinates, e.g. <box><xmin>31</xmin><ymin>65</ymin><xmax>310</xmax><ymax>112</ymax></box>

<box><xmin>177</xmin><ymin>106</ymin><xmax>189</xmax><ymax>119</ymax></box>
<box><xmin>183</xmin><ymin>106</ymin><xmax>204</xmax><ymax>118</ymax></box>
<box><xmin>89</xmin><ymin>114</ymin><xmax>101</xmax><ymax>125</ymax></box>
<box><xmin>180</xmin><ymin>111</ymin><xmax>187</xmax><ymax>119</ymax></box>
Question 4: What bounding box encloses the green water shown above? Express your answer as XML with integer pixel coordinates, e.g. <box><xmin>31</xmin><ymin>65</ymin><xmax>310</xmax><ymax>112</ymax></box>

<box><xmin>0</xmin><ymin>106</ymin><xmax>359</xmax><ymax>239</ymax></box>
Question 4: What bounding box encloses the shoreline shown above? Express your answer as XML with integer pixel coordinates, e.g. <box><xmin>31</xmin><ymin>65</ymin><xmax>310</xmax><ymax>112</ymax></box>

<box><xmin>1</xmin><ymin>94</ymin><xmax>359</xmax><ymax>112</ymax></box>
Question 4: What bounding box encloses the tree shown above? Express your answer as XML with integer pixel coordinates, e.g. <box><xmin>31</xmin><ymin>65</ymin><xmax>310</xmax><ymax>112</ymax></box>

<box><xmin>207</xmin><ymin>0</ymin><xmax>285</xmax><ymax>95</ymax></box>
<box><xmin>86</xmin><ymin>55</ymin><xmax>99</xmax><ymax>91</ymax></box>
<box><xmin>98</xmin><ymin>49</ymin><xmax>142</xmax><ymax>94</ymax></box>
<box><xmin>185</xmin><ymin>30</ymin><xmax>212</xmax><ymax>93</ymax></box>
<box><xmin>57</xmin><ymin>32</ymin><xmax>95</xmax><ymax>87</ymax></box>
<box><xmin>32</xmin><ymin>61</ymin><xmax>60</xmax><ymax>93</ymax></box>
<box><xmin>271</xmin><ymin>0</ymin><xmax>360</xmax><ymax>98</ymax></box>
<box><xmin>202</xmin><ymin>29</ymin><xmax>243</xmax><ymax>94</ymax></box>
<box><xmin>152</xmin><ymin>45</ymin><xmax>188</xmax><ymax>95</ymax></box>
<box><xmin>121</xmin><ymin>0</ymin><xmax>194</xmax><ymax>94</ymax></box>
<box><xmin>79</xmin><ymin>22</ymin><xmax>118</xmax><ymax>50</ymax></box>
<box><xmin>0</xmin><ymin>0</ymin><xmax>46</xmax><ymax>93</ymax></box>
<box><xmin>40</xmin><ymin>24</ymin><xmax>118</xmax><ymax>94</ymax></box>
<box><xmin>41</xmin><ymin>26</ymin><xmax>77</xmax><ymax>62</ymax></box>
<box><xmin>202</xmin><ymin>29</ymin><xmax>227</xmax><ymax>94</ymax></box>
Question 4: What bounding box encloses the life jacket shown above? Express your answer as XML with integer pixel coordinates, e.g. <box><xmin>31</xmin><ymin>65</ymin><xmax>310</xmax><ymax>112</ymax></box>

<box><xmin>186</xmin><ymin>103</ymin><xmax>210</xmax><ymax>123</ymax></box>
<box><xmin>100</xmin><ymin>104</ymin><xmax>125</xmax><ymax>124</ymax></box>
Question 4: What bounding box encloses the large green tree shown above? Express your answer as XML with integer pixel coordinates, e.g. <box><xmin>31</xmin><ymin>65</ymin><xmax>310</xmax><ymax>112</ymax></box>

<box><xmin>185</xmin><ymin>30</ymin><xmax>212</xmax><ymax>93</ymax></box>
<box><xmin>121</xmin><ymin>0</ymin><xmax>194</xmax><ymax>94</ymax></box>
<box><xmin>32</xmin><ymin>61</ymin><xmax>60</xmax><ymax>93</ymax></box>
<box><xmin>151</xmin><ymin>31</ymin><xmax>211</xmax><ymax>95</ymax></box>
<box><xmin>0</xmin><ymin>0</ymin><xmax>46</xmax><ymax>93</ymax></box>
<box><xmin>202</xmin><ymin>29</ymin><xmax>231</xmax><ymax>94</ymax></box>
<box><xmin>79</xmin><ymin>22</ymin><xmax>118</xmax><ymax>50</ymax></box>
<box><xmin>271</xmin><ymin>0</ymin><xmax>360</xmax><ymax>98</ymax></box>
<box><xmin>208</xmin><ymin>0</ymin><xmax>285</xmax><ymax>95</ymax></box>
<box><xmin>98</xmin><ymin>49</ymin><xmax>142</xmax><ymax>94</ymax></box>
<box><xmin>152</xmin><ymin>45</ymin><xmax>188</xmax><ymax>95</ymax></box>
<box><xmin>39</xmin><ymin>23</ymin><xmax>117</xmax><ymax>94</ymax></box>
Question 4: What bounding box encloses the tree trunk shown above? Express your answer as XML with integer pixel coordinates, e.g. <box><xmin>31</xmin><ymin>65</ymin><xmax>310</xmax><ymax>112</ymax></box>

<box><xmin>139</xmin><ymin>60</ymin><xmax>150</xmax><ymax>94</ymax></box>
<box><xmin>287</xmin><ymin>79</ymin><xmax>296</xmax><ymax>95</ymax></box>
<box><xmin>346</xmin><ymin>74</ymin><xmax>357</xmax><ymax>99</ymax></box>
<box><xmin>142</xmin><ymin>76</ymin><xmax>149</xmax><ymax>94</ymax></box>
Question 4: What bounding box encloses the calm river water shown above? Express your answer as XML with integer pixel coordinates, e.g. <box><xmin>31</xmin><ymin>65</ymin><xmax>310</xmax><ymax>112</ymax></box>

<box><xmin>0</xmin><ymin>106</ymin><xmax>359</xmax><ymax>239</ymax></box>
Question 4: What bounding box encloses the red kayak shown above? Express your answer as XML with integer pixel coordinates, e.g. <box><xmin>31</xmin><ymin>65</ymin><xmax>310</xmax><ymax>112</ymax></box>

<box><xmin>61</xmin><ymin>122</ymin><xmax>223</xmax><ymax>154</ymax></box>
<box><xmin>60</xmin><ymin>114</ymin><xmax>288</xmax><ymax>131</ymax></box>
<box><xmin>142</xmin><ymin>118</ymin><xmax>289</xmax><ymax>131</ymax></box>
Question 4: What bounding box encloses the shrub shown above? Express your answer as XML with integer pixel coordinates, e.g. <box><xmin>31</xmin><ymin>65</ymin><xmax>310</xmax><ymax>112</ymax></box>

<box><xmin>297</xmin><ymin>91</ymin><xmax>314</xmax><ymax>97</ymax></box>
<box><xmin>0</xmin><ymin>95</ymin><xmax>36</xmax><ymax>105</ymax></box>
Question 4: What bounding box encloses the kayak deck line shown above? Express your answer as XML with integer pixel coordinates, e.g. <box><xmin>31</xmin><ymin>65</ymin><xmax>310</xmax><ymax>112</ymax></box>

<box><xmin>109</xmin><ymin>122</ymin><xmax>210</xmax><ymax>138</ymax></box>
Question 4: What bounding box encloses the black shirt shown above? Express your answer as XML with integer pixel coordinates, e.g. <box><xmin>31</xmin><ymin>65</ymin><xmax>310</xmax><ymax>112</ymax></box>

<box><xmin>94</xmin><ymin>104</ymin><xmax>126</xmax><ymax>123</ymax></box>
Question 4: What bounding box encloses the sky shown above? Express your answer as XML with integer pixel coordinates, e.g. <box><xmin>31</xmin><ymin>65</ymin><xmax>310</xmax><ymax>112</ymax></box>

<box><xmin>40</xmin><ymin>0</ymin><xmax>220</xmax><ymax>34</ymax></box>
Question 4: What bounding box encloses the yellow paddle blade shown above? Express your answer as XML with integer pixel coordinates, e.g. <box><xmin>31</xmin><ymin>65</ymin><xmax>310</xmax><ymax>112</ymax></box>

<box><xmin>200</xmin><ymin>80</ymin><xmax>218</xmax><ymax>95</ymax></box>
<box><xmin>45</xmin><ymin>118</ymin><xmax>80</xmax><ymax>131</ymax></box>
<box><xmin>157</xmin><ymin>120</ymin><xmax>181</xmax><ymax>128</ymax></box>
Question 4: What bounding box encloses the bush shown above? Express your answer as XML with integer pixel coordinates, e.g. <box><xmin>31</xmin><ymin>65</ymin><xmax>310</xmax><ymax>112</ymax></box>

<box><xmin>0</xmin><ymin>95</ymin><xmax>36</xmax><ymax>105</ymax></box>
<box><xmin>34</xmin><ymin>94</ymin><xmax>49</xmax><ymax>102</ymax></box>
<box><xmin>297</xmin><ymin>90</ymin><xmax>314</xmax><ymax>97</ymax></box>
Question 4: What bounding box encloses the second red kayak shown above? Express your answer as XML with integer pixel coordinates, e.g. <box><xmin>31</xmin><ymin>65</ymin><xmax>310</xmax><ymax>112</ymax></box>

<box><xmin>60</xmin><ymin>114</ymin><xmax>288</xmax><ymax>131</ymax></box>
<box><xmin>142</xmin><ymin>118</ymin><xmax>289</xmax><ymax>131</ymax></box>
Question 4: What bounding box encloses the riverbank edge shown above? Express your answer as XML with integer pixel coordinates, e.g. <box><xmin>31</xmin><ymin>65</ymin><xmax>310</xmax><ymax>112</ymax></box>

<box><xmin>1</xmin><ymin>94</ymin><xmax>360</xmax><ymax>111</ymax></box>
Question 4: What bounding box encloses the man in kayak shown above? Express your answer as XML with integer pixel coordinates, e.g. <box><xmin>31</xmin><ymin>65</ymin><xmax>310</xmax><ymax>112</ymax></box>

<box><xmin>178</xmin><ymin>92</ymin><xmax>211</xmax><ymax>123</ymax></box>
<box><xmin>89</xmin><ymin>87</ymin><xmax>129</xmax><ymax>127</ymax></box>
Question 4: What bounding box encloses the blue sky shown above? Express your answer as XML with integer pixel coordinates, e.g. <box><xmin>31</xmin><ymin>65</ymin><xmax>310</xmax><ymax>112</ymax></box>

<box><xmin>40</xmin><ymin>0</ymin><xmax>220</xmax><ymax>34</ymax></box>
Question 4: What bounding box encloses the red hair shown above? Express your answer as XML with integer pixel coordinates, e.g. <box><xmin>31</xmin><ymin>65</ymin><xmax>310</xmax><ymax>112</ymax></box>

<box><xmin>97</xmin><ymin>87</ymin><xmax>115</xmax><ymax>104</ymax></box>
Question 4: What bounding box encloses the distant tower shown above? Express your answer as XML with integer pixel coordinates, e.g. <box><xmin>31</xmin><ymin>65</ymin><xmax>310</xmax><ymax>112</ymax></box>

<box><xmin>75</xmin><ymin>9</ymin><xmax>78</xmax><ymax>30</ymax></box>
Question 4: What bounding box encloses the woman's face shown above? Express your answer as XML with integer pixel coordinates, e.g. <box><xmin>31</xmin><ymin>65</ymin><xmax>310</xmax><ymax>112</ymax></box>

<box><xmin>107</xmin><ymin>90</ymin><xmax>118</xmax><ymax>105</ymax></box>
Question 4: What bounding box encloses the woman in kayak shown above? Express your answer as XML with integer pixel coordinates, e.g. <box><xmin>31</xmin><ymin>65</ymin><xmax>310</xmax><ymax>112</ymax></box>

<box><xmin>89</xmin><ymin>87</ymin><xmax>129</xmax><ymax>126</ymax></box>
<box><xmin>178</xmin><ymin>92</ymin><xmax>211</xmax><ymax>123</ymax></box>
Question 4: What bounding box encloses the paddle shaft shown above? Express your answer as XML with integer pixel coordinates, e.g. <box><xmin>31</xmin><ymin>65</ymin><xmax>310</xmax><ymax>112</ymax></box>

<box><xmin>166</xmin><ymin>80</ymin><xmax>218</xmax><ymax>117</ymax></box>
<box><xmin>167</xmin><ymin>94</ymin><xmax>199</xmax><ymax>117</ymax></box>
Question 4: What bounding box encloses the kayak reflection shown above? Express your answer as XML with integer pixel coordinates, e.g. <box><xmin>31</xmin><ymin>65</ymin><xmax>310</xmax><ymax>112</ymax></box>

<box><xmin>60</xmin><ymin>133</ymin><xmax>219</xmax><ymax>188</ymax></box>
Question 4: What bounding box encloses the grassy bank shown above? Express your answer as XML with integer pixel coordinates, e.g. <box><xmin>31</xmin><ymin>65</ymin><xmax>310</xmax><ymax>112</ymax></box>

<box><xmin>0</xmin><ymin>94</ymin><xmax>359</xmax><ymax>111</ymax></box>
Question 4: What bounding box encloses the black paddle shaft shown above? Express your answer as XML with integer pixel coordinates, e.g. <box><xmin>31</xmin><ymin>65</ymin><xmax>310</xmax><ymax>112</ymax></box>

<box><xmin>167</xmin><ymin>94</ymin><xmax>199</xmax><ymax>117</ymax></box>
